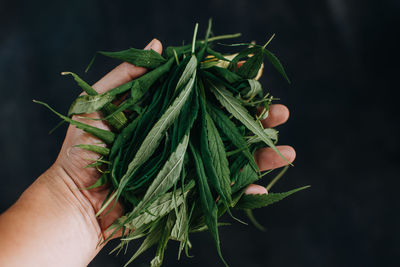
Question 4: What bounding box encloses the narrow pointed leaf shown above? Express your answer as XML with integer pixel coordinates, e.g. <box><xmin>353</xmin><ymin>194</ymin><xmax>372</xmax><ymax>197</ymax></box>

<box><xmin>205</xmin><ymin>112</ymin><xmax>232</xmax><ymax>204</ymax></box>
<box><xmin>247</xmin><ymin>128</ymin><xmax>279</xmax><ymax>145</ymax></box>
<box><xmin>84</xmin><ymin>173</ymin><xmax>109</xmax><ymax>190</ymax></box>
<box><xmin>190</xmin><ymin>143</ymin><xmax>228</xmax><ymax>267</ymax></box>
<box><xmin>68</xmin><ymin>94</ymin><xmax>115</xmax><ymax>116</ymax></box>
<box><xmin>150</xmin><ymin>213</ymin><xmax>175</xmax><ymax>267</ymax></box>
<box><xmin>125</xmin><ymin>182</ymin><xmax>194</xmax><ymax>228</ymax></box>
<box><xmin>33</xmin><ymin>100</ymin><xmax>115</xmax><ymax>144</ymax></box>
<box><xmin>231</xmin><ymin>164</ymin><xmax>259</xmax><ymax>194</ymax></box>
<box><xmin>209</xmin><ymin>82</ymin><xmax>289</xmax><ymax>164</ymax></box>
<box><xmin>237</xmin><ymin>49</ymin><xmax>264</xmax><ymax>79</ymax></box>
<box><xmin>263</xmin><ymin>49</ymin><xmax>291</xmax><ymax>83</ymax></box>
<box><xmin>123</xmin><ymin>219</ymin><xmax>164</xmax><ymax>267</ymax></box>
<box><xmin>209</xmin><ymin>66</ymin><xmax>242</xmax><ymax>84</ymax></box>
<box><xmin>207</xmin><ymin>103</ymin><xmax>258</xmax><ymax>171</ymax></box>
<box><xmin>128</xmin><ymin>134</ymin><xmax>189</xmax><ymax>219</ymax></box>
<box><xmin>99</xmin><ymin>48</ymin><xmax>166</xmax><ymax>69</ymax></box>
<box><xmin>235</xmin><ymin>186</ymin><xmax>310</xmax><ymax>209</ymax></box>
<box><xmin>73</xmin><ymin>144</ymin><xmax>110</xmax><ymax>156</ymax></box>
<box><xmin>170</xmin><ymin>203</ymin><xmax>187</xmax><ymax>241</ymax></box>
<box><xmin>243</xmin><ymin>79</ymin><xmax>262</xmax><ymax>100</ymax></box>
<box><xmin>62</xmin><ymin>72</ymin><xmax>127</xmax><ymax>129</ymax></box>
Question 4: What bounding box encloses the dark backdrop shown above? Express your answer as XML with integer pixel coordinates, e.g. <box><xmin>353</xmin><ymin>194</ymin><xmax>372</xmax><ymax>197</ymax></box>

<box><xmin>1</xmin><ymin>0</ymin><xmax>399</xmax><ymax>266</ymax></box>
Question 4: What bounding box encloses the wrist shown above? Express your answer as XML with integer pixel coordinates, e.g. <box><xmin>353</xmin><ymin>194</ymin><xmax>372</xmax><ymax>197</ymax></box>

<box><xmin>42</xmin><ymin>164</ymin><xmax>104</xmax><ymax>253</ymax></box>
<box><xmin>0</xmin><ymin>165</ymin><xmax>103</xmax><ymax>266</ymax></box>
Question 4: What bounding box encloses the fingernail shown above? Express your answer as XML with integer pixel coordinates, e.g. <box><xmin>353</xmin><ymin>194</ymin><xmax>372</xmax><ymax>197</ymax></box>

<box><xmin>144</xmin><ymin>39</ymin><xmax>155</xmax><ymax>50</ymax></box>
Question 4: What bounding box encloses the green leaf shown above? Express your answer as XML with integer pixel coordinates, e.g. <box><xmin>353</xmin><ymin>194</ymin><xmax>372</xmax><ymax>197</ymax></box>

<box><xmin>206</xmin><ymin>103</ymin><xmax>258</xmax><ymax>172</ymax></box>
<box><xmin>231</xmin><ymin>164</ymin><xmax>259</xmax><ymax>194</ymax></box>
<box><xmin>237</xmin><ymin>49</ymin><xmax>264</xmax><ymax>79</ymax></box>
<box><xmin>263</xmin><ymin>49</ymin><xmax>291</xmax><ymax>83</ymax></box>
<box><xmin>206</xmin><ymin>47</ymin><xmax>232</xmax><ymax>62</ymax></box>
<box><xmin>190</xmin><ymin>143</ymin><xmax>228</xmax><ymax>267</ymax></box>
<box><xmin>199</xmin><ymin>95</ymin><xmax>231</xmax><ymax>207</ymax></box>
<box><xmin>122</xmin><ymin>218</ymin><xmax>165</xmax><ymax>267</ymax></box>
<box><xmin>170</xmin><ymin>202</ymin><xmax>187</xmax><ymax>241</ymax></box>
<box><xmin>229</xmin><ymin>47</ymin><xmax>260</xmax><ymax>69</ymax></box>
<box><xmin>127</xmin><ymin>134</ymin><xmax>189</xmax><ymax>220</ymax></box>
<box><xmin>68</xmin><ymin>58</ymin><xmax>174</xmax><ymax>117</ymax></box>
<box><xmin>117</xmin><ymin>56</ymin><xmax>197</xmax><ymax>194</ymax></box>
<box><xmin>209</xmin><ymin>82</ymin><xmax>290</xmax><ymax>164</ymax></box>
<box><xmin>33</xmin><ymin>100</ymin><xmax>115</xmax><ymax>144</ymax></box>
<box><xmin>124</xmin><ymin>182</ymin><xmax>194</xmax><ymax>228</ymax></box>
<box><xmin>205</xmin><ymin>112</ymin><xmax>232</xmax><ymax>204</ymax></box>
<box><xmin>99</xmin><ymin>47</ymin><xmax>167</xmax><ymax>69</ymax></box>
<box><xmin>72</xmin><ymin>144</ymin><xmax>110</xmax><ymax>156</ymax></box>
<box><xmin>235</xmin><ymin>186</ymin><xmax>310</xmax><ymax>210</ymax></box>
<box><xmin>83</xmin><ymin>173</ymin><xmax>108</xmax><ymax>190</ymax></box>
<box><xmin>109</xmin><ymin>112</ymin><xmax>143</xmax><ymax>159</ymax></box>
<box><xmin>68</xmin><ymin>94</ymin><xmax>115</xmax><ymax>116</ymax></box>
<box><xmin>100</xmin><ymin>103</ymin><xmax>128</xmax><ymax>131</ymax></box>
<box><xmin>246</xmin><ymin>128</ymin><xmax>279</xmax><ymax>145</ymax></box>
<box><xmin>130</xmin><ymin>57</ymin><xmax>175</xmax><ymax>103</ymax></box>
<box><xmin>62</xmin><ymin>72</ymin><xmax>127</xmax><ymax>130</ymax></box>
<box><xmin>61</xmin><ymin>72</ymin><xmax>97</xmax><ymax>95</ymax></box>
<box><xmin>175</xmin><ymin>55</ymin><xmax>198</xmax><ymax>92</ymax></box>
<box><xmin>209</xmin><ymin>66</ymin><xmax>242</xmax><ymax>84</ymax></box>
<box><xmin>150</xmin><ymin>213</ymin><xmax>175</xmax><ymax>267</ymax></box>
<box><xmin>242</xmin><ymin>79</ymin><xmax>262</xmax><ymax>101</ymax></box>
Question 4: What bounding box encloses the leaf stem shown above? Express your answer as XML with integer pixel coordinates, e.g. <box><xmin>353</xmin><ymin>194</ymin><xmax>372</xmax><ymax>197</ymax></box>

<box><xmin>266</xmin><ymin>165</ymin><xmax>289</xmax><ymax>191</ymax></box>
<box><xmin>192</xmin><ymin>23</ymin><xmax>199</xmax><ymax>54</ymax></box>
<box><xmin>263</xmin><ymin>33</ymin><xmax>276</xmax><ymax>49</ymax></box>
<box><xmin>207</xmin><ymin>33</ymin><xmax>242</xmax><ymax>42</ymax></box>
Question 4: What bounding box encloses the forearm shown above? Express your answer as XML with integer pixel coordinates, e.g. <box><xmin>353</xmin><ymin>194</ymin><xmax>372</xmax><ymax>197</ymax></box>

<box><xmin>0</xmin><ymin>166</ymin><xmax>101</xmax><ymax>267</ymax></box>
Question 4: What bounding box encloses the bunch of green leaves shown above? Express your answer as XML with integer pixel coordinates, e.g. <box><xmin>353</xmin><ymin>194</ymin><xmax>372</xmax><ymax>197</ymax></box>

<box><xmin>35</xmin><ymin>20</ymin><xmax>309</xmax><ymax>267</ymax></box>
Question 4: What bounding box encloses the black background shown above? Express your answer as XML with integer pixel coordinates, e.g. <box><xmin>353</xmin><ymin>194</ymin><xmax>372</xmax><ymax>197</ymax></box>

<box><xmin>0</xmin><ymin>0</ymin><xmax>399</xmax><ymax>266</ymax></box>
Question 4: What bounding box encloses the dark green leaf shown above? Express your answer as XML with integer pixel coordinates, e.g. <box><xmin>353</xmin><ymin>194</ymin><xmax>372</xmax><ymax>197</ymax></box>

<box><xmin>83</xmin><ymin>173</ymin><xmax>109</xmax><ymax>190</ymax></box>
<box><xmin>206</xmin><ymin>103</ymin><xmax>258</xmax><ymax>172</ymax></box>
<box><xmin>190</xmin><ymin>143</ymin><xmax>228</xmax><ymax>267</ymax></box>
<box><xmin>205</xmin><ymin>112</ymin><xmax>232</xmax><ymax>204</ymax></box>
<box><xmin>99</xmin><ymin>48</ymin><xmax>166</xmax><ymax>69</ymax></box>
<box><xmin>33</xmin><ymin>100</ymin><xmax>115</xmax><ymax>144</ymax></box>
<box><xmin>73</xmin><ymin>144</ymin><xmax>110</xmax><ymax>156</ymax></box>
<box><xmin>231</xmin><ymin>164</ymin><xmax>259</xmax><ymax>194</ymax></box>
<box><xmin>263</xmin><ymin>49</ymin><xmax>291</xmax><ymax>83</ymax></box>
<box><xmin>235</xmin><ymin>186</ymin><xmax>310</xmax><ymax>209</ymax></box>
<box><xmin>237</xmin><ymin>49</ymin><xmax>264</xmax><ymax>79</ymax></box>
<box><xmin>209</xmin><ymin>66</ymin><xmax>242</xmax><ymax>84</ymax></box>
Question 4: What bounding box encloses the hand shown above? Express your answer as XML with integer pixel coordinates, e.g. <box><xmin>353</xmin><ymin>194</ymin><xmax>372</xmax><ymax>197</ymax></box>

<box><xmin>53</xmin><ymin>39</ymin><xmax>164</xmax><ymax>241</ymax></box>
<box><xmin>0</xmin><ymin>38</ymin><xmax>295</xmax><ymax>267</ymax></box>
<box><xmin>51</xmin><ymin>38</ymin><xmax>295</xmax><ymax>242</ymax></box>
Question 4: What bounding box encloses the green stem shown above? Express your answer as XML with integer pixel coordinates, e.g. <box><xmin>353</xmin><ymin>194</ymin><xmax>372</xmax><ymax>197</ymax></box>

<box><xmin>266</xmin><ymin>165</ymin><xmax>289</xmax><ymax>191</ymax></box>
<box><xmin>207</xmin><ymin>33</ymin><xmax>242</xmax><ymax>42</ymax></box>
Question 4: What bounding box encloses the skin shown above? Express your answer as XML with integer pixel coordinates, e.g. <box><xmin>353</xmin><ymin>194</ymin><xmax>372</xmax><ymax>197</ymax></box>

<box><xmin>0</xmin><ymin>39</ymin><xmax>295</xmax><ymax>267</ymax></box>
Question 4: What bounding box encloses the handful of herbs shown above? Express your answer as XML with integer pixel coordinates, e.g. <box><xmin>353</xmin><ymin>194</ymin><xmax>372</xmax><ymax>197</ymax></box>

<box><xmin>35</xmin><ymin>21</ymin><xmax>308</xmax><ymax>267</ymax></box>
